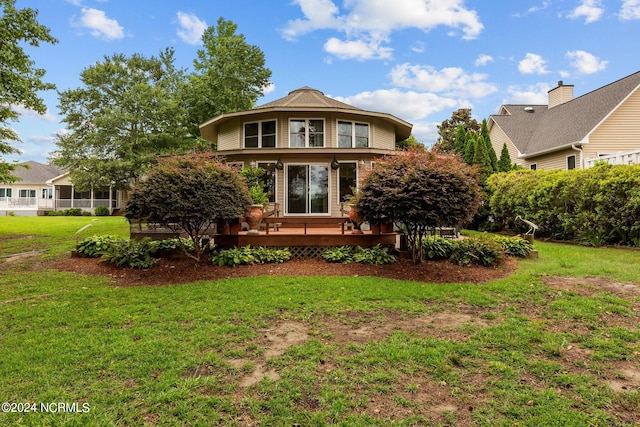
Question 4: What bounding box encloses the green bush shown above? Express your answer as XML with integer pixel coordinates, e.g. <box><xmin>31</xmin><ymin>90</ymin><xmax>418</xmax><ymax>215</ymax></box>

<box><xmin>64</xmin><ymin>208</ymin><xmax>83</xmax><ymax>216</ymax></box>
<box><xmin>94</xmin><ymin>206</ymin><xmax>110</xmax><ymax>216</ymax></box>
<box><xmin>322</xmin><ymin>246</ymin><xmax>356</xmax><ymax>264</ymax></box>
<box><xmin>422</xmin><ymin>236</ymin><xmax>454</xmax><ymax>260</ymax></box>
<box><xmin>353</xmin><ymin>245</ymin><xmax>396</xmax><ymax>265</ymax></box>
<box><xmin>450</xmin><ymin>237</ymin><xmax>504</xmax><ymax>266</ymax></box>
<box><xmin>252</xmin><ymin>247</ymin><xmax>291</xmax><ymax>264</ymax></box>
<box><xmin>494</xmin><ymin>235</ymin><xmax>532</xmax><ymax>258</ymax></box>
<box><xmin>322</xmin><ymin>245</ymin><xmax>396</xmax><ymax>265</ymax></box>
<box><xmin>488</xmin><ymin>165</ymin><xmax>640</xmax><ymax>246</ymax></box>
<box><xmin>211</xmin><ymin>247</ymin><xmax>252</xmax><ymax>267</ymax></box>
<box><xmin>149</xmin><ymin>237</ymin><xmax>195</xmax><ymax>254</ymax></box>
<box><xmin>76</xmin><ymin>235</ymin><xmax>127</xmax><ymax>258</ymax></box>
<box><xmin>102</xmin><ymin>238</ymin><xmax>157</xmax><ymax>269</ymax></box>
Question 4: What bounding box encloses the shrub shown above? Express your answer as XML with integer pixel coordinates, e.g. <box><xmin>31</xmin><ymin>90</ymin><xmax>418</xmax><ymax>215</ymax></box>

<box><xmin>252</xmin><ymin>247</ymin><xmax>291</xmax><ymax>264</ymax></box>
<box><xmin>149</xmin><ymin>237</ymin><xmax>195</xmax><ymax>254</ymax></box>
<box><xmin>494</xmin><ymin>235</ymin><xmax>532</xmax><ymax>258</ymax></box>
<box><xmin>322</xmin><ymin>246</ymin><xmax>356</xmax><ymax>264</ymax></box>
<box><xmin>64</xmin><ymin>208</ymin><xmax>83</xmax><ymax>216</ymax></box>
<box><xmin>94</xmin><ymin>206</ymin><xmax>110</xmax><ymax>216</ymax></box>
<box><xmin>101</xmin><ymin>238</ymin><xmax>157</xmax><ymax>269</ymax></box>
<box><xmin>422</xmin><ymin>236</ymin><xmax>454</xmax><ymax>260</ymax></box>
<box><xmin>210</xmin><ymin>246</ymin><xmax>256</xmax><ymax>267</ymax></box>
<box><xmin>353</xmin><ymin>245</ymin><xmax>396</xmax><ymax>265</ymax></box>
<box><xmin>450</xmin><ymin>237</ymin><xmax>503</xmax><ymax>266</ymax></box>
<box><xmin>76</xmin><ymin>235</ymin><xmax>127</xmax><ymax>258</ymax></box>
<box><xmin>323</xmin><ymin>245</ymin><xmax>396</xmax><ymax>265</ymax></box>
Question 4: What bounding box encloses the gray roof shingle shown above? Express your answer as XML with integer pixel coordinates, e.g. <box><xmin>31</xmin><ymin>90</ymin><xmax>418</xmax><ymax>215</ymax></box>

<box><xmin>491</xmin><ymin>71</ymin><xmax>640</xmax><ymax>157</ymax></box>
<box><xmin>9</xmin><ymin>161</ymin><xmax>65</xmax><ymax>184</ymax></box>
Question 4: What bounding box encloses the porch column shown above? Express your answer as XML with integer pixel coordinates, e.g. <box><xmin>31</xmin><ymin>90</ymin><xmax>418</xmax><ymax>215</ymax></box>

<box><xmin>108</xmin><ymin>185</ymin><xmax>113</xmax><ymax>213</ymax></box>
<box><xmin>90</xmin><ymin>188</ymin><xmax>94</xmax><ymax>210</ymax></box>
<box><xmin>71</xmin><ymin>185</ymin><xmax>74</xmax><ymax>208</ymax></box>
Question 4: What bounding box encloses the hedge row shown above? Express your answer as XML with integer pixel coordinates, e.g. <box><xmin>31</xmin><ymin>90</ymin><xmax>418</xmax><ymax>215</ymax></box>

<box><xmin>487</xmin><ymin>164</ymin><xmax>640</xmax><ymax>246</ymax></box>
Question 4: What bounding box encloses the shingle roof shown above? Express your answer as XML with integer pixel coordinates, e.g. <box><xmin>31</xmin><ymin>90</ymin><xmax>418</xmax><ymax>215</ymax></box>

<box><xmin>9</xmin><ymin>161</ymin><xmax>65</xmax><ymax>184</ymax></box>
<box><xmin>255</xmin><ymin>87</ymin><xmax>363</xmax><ymax>111</ymax></box>
<box><xmin>490</xmin><ymin>71</ymin><xmax>640</xmax><ymax>157</ymax></box>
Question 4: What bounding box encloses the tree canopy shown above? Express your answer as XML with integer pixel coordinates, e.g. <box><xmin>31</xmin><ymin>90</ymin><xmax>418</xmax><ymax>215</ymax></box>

<box><xmin>355</xmin><ymin>149</ymin><xmax>481</xmax><ymax>262</ymax></box>
<box><xmin>0</xmin><ymin>0</ymin><xmax>57</xmax><ymax>182</ymax></box>
<box><xmin>125</xmin><ymin>153</ymin><xmax>252</xmax><ymax>261</ymax></box>
<box><xmin>183</xmin><ymin>17</ymin><xmax>272</xmax><ymax>140</ymax></box>
<box><xmin>434</xmin><ymin>108</ymin><xmax>480</xmax><ymax>154</ymax></box>
<box><xmin>52</xmin><ymin>49</ymin><xmax>191</xmax><ymax>190</ymax></box>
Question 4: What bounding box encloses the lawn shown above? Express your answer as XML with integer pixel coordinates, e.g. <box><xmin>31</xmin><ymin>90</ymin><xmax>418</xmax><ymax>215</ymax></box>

<box><xmin>1</xmin><ymin>217</ymin><xmax>639</xmax><ymax>426</ymax></box>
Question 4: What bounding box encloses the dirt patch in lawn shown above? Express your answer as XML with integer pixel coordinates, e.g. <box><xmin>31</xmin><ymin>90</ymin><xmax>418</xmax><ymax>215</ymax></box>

<box><xmin>52</xmin><ymin>256</ymin><xmax>518</xmax><ymax>287</ymax></box>
<box><xmin>543</xmin><ymin>275</ymin><xmax>639</xmax><ymax>296</ymax></box>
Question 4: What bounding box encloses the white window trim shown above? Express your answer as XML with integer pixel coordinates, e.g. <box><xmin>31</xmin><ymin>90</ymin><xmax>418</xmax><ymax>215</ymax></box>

<box><xmin>337</xmin><ymin>120</ymin><xmax>370</xmax><ymax>148</ymax></box>
<box><xmin>566</xmin><ymin>154</ymin><xmax>577</xmax><ymax>170</ymax></box>
<box><xmin>284</xmin><ymin>162</ymin><xmax>331</xmax><ymax>216</ymax></box>
<box><xmin>288</xmin><ymin>118</ymin><xmax>325</xmax><ymax>148</ymax></box>
<box><xmin>243</xmin><ymin>120</ymin><xmax>277</xmax><ymax>149</ymax></box>
<box><xmin>337</xmin><ymin>161</ymin><xmax>358</xmax><ymax>205</ymax></box>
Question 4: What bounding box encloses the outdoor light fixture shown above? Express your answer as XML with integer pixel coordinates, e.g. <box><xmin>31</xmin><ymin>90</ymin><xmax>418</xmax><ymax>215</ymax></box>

<box><xmin>275</xmin><ymin>158</ymin><xmax>284</xmax><ymax>170</ymax></box>
<box><xmin>330</xmin><ymin>156</ymin><xmax>340</xmax><ymax>170</ymax></box>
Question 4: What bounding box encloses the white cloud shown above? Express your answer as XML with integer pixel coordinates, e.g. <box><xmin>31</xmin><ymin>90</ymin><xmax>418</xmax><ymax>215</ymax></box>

<box><xmin>566</xmin><ymin>50</ymin><xmax>608</xmax><ymax>74</ymax></box>
<box><xmin>620</xmin><ymin>0</ymin><xmax>640</xmax><ymax>20</ymax></box>
<box><xmin>333</xmin><ymin>89</ymin><xmax>459</xmax><ymax>121</ymax></box>
<box><xmin>11</xmin><ymin>105</ymin><xmax>58</xmax><ymax>123</ymax></box>
<box><xmin>282</xmin><ymin>0</ymin><xmax>483</xmax><ymax>60</ymax></box>
<box><xmin>504</xmin><ymin>83</ymin><xmax>551</xmax><ymax>104</ymax></box>
<box><xmin>567</xmin><ymin>0</ymin><xmax>604</xmax><ymax>23</ymax></box>
<box><xmin>263</xmin><ymin>83</ymin><xmax>276</xmax><ymax>95</ymax></box>
<box><xmin>76</xmin><ymin>8</ymin><xmax>124</xmax><ymax>41</ymax></box>
<box><xmin>389</xmin><ymin>64</ymin><xmax>497</xmax><ymax>98</ymax></box>
<box><xmin>518</xmin><ymin>53</ymin><xmax>550</xmax><ymax>75</ymax></box>
<box><xmin>475</xmin><ymin>54</ymin><xmax>494</xmax><ymax>67</ymax></box>
<box><xmin>324</xmin><ymin>37</ymin><xmax>393</xmax><ymax>61</ymax></box>
<box><xmin>176</xmin><ymin>11</ymin><xmax>207</xmax><ymax>45</ymax></box>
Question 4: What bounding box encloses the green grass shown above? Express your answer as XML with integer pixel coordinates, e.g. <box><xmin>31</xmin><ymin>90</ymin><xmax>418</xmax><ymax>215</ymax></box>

<box><xmin>1</xmin><ymin>218</ymin><xmax>639</xmax><ymax>426</ymax></box>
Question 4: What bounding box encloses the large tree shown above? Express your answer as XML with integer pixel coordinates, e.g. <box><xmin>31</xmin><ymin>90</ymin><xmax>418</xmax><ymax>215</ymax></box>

<box><xmin>0</xmin><ymin>0</ymin><xmax>57</xmax><ymax>182</ymax></box>
<box><xmin>355</xmin><ymin>149</ymin><xmax>481</xmax><ymax>263</ymax></box>
<box><xmin>184</xmin><ymin>17</ymin><xmax>272</xmax><ymax>140</ymax></box>
<box><xmin>53</xmin><ymin>49</ymin><xmax>190</xmax><ymax>190</ymax></box>
<box><xmin>434</xmin><ymin>108</ymin><xmax>480</xmax><ymax>154</ymax></box>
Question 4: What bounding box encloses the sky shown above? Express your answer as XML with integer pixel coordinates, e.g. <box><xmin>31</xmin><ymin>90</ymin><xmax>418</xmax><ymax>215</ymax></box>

<box><xmin>6</xmin><ymin>0</ymin><xmax>640</xmax><ymax>164</ymax></box>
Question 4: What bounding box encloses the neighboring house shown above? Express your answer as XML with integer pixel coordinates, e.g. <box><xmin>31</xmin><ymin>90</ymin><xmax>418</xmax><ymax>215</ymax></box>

<box><xmin>199</xmin><ymin>86</ymin><xmax>413</xmax><ymax>217</ymax></box>
<box><xmin>0</xmin><ymin>161</ymin><xmax>123</xmax><ymax>216</ymax></box>
<box><xmin>489</xmin><ymin>71</ymin><xmax>640</xmax><ymax>170</ymax></box>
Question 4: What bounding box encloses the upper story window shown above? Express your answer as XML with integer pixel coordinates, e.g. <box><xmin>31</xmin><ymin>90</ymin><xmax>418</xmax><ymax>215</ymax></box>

<box><xmin>290</xmin><ymin>119</ymin><xmax>324</xmax><ymax>148</ymax></box>
<box><xmin>338</xmin><ymin>121</ymin><xmax>369</xmax><ymax>148</ymax></box>
<box><xmin>244</xmin><ymin>120</ymin><xmax>276</xmax><ymax>148</ymax></box>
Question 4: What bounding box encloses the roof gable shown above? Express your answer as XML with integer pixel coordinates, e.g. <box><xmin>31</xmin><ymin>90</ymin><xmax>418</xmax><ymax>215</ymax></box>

<box><xmin>490</xmin><ymin>71</ymin><xmax>640</xmax><ymax>157</ymax></box>
<box><xmin>8</xmin><ymin>161</ymin><xmax>65</xmax><ymax>184</ymax></box>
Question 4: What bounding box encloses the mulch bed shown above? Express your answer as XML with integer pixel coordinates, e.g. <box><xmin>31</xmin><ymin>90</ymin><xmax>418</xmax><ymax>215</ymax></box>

<box><xmin>53</xmin><ymin>256</ymin><xmax>518</xmax><ymax>287</ymax></box>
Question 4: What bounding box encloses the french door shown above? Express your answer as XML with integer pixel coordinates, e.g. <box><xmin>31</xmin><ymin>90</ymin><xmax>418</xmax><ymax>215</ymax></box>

<box><xmin>286</xmin><ymin>165</ymin><xmax>329</xmax><ymax>214</ymax></box>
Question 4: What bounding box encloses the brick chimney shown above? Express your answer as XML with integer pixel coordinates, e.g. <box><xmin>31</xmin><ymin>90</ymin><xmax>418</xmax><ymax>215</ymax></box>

<box><xmin>548</xmin><ymin>80</ymin><xmax>574</xmax><ymax>108</ymax></box>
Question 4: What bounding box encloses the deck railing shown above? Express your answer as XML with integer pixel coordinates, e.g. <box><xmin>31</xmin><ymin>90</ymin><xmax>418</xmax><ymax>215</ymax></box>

<box><xmin>585</xmin><ymin>149</ymin><xmax>640</xmax><ymax>168</ymax></box>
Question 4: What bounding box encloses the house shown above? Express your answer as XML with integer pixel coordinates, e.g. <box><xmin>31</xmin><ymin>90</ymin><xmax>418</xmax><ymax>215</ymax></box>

<box><xmin>199</xmin><ymin>86</ymin><xmax>413</xmax><ymax>218</ymax></box>
<box><xmin>0</xmin><ymin>160</ymin><xmax>124</xmax><ymax>216</ymax></box>
<box><xmin>489</xmin><ymin>71</ymin><xmax>640</xmax><ymax>170</ymax></box>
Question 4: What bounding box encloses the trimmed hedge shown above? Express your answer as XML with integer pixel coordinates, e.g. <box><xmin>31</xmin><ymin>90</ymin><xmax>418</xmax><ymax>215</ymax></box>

<box><xmin>488</xmin><ymin>164</ymin><xmax>640</xmax><ymax>246</ymax></box>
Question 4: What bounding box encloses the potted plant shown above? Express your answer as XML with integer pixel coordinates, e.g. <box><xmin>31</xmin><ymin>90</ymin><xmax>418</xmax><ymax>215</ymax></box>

<box><xmin>246</xmin><ymin>184</ymin><xmax>268</xmax><ymax>235</ymax></box>
<box><xmin>346</xmin><ymin>187</ymin><xmax>364</xmax><ymax>234</ymax></box>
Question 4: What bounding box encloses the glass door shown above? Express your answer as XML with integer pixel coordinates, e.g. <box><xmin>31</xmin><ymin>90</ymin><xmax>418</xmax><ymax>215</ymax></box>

<box><xmin>286</xmin><ymin>165</ymin><xmax>328</xmax><ymax>214</ymax></box>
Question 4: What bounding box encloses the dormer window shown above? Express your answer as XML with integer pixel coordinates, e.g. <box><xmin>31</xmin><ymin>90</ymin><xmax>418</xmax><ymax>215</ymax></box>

<box><xmin>244</xmin><ymin>120</ymin><xmax>276</xmax><ymax>148</ymax></box>
<box><xmin>338</xmin><ymin>121</ymin><xmax>369</xmax><ymax>148</ymax></box>
<box><xmin>289</xmin><ymin>119</ymin><xmax>324</xmax><ymax>148</ymax></box>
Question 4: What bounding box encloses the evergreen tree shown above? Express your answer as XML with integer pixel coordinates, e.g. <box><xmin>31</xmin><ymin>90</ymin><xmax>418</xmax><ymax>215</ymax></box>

<box><xmin>498</xmin><ymin>143</ymin><xmax>512</xmax><ymax>172</ymax></box>
<box><xmin>463</xmin><ymin>136</ymin><xmax>476</xmax><ymax>165</ymax></box>
<box><xmin>480</xmin><ymin>119</ymin><xmax>497</xmax><ymax>172</ymax></box>
<box><xmin>472</xmin><ymin>135</ymin><xmax>493</xmax><ymax>182</ymax></box>
<box><xmin>434</xmin><ymin>108</ymin><xmax>480</xmax><ymax>153</ymax></box>
<box><xmin>453</xmin><ymin>124</ymin><xmax>467</xmax><ymax>156</ymax></box>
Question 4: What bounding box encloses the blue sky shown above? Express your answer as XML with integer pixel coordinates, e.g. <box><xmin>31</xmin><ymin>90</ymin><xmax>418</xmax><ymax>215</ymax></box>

<box><xmin>7</xmin><ymin>0</ymin><xmax>640</xmax><ymax>163</ymax></box>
